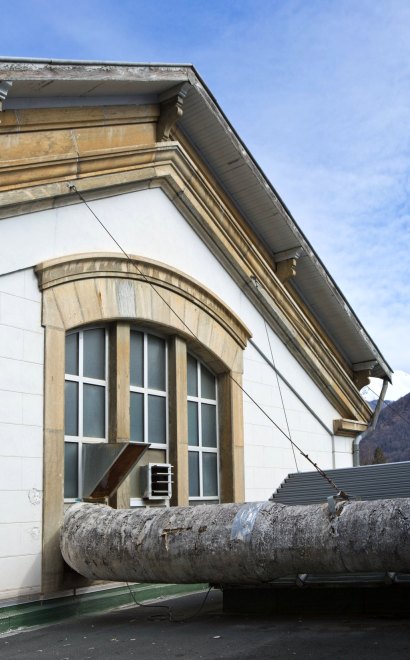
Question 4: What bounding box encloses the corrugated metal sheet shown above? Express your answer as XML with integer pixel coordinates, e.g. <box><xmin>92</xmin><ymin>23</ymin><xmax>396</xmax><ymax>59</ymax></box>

<box><xmin>270</xmin><ymin>461</ymin><xmax>410</xmax><ymax>505</ymax></box>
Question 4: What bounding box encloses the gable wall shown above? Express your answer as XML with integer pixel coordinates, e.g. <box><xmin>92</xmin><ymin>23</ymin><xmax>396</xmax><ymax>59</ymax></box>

<box><xmin>0</xmin><ymin>189</ymin><xmax>351</xmax><ymax>532</ymax></box>
<box><xmin>0</xmin><ymin>98</ymin><xmax>360</xmax><ymax>600</ymax></box>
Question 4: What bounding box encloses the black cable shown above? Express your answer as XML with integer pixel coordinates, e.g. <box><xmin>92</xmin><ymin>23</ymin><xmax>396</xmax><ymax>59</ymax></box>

<box><xmin>67</xmin><ymin>183</ymin><xmax>348</xmax><ymax>495</ymax></box>
<box><xmin>126</xmin><ymin>583</ymin><xmax>214</xmax><ymax>623</ymax></box>
<box><xmin>126</xmin><ymin>582</ymin><xmax>171</xmax><ymax>620</ymax></box>
<box><xmin>171</xmin><ymin>585</ymin><xmax>213</xmax><ymax>623</ymax></box>
<box><xmin>264</xmin><ymin>318</ymin><xmax>299</xmax><ymax>472</ymax></box>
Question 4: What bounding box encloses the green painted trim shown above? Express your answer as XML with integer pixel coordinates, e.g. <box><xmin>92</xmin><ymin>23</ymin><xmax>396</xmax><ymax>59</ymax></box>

<box><xmin>0</xmin><ymin>583</ymin><xmax>207</xmax><ymax>634</ymax></box>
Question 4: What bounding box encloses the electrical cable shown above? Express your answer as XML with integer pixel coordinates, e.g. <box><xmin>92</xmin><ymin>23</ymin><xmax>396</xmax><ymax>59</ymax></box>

<box><xmin>126</xmin><ymin>582</ymin><xmax>214</xmax><ymax>623</ymax></box>
<box><xmin>264</xmin><ymin>318</ymin><xmax>299</xmax><ymax>472</ymax></box>
<box><xmin>67</xmin><ymin>183</ymin><xmax>348</xmax><ymax>496</ymax></box>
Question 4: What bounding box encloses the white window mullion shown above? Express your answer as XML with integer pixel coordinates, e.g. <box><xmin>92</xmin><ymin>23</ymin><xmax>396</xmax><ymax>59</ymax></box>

<box><xmin>78</xmin><ymin>331</ymin><xmax>84</xmax><ymax>438</ymax></box>
<box><xmin>165</xmin><ymin>341</ymin><xmax>169</xmax><ymax>462</ymax></box>
<box><xmin>197</xmin><ymin>402</ymin><xmax>203</xmax><ymax>499</ymax></box>
<box><xmin>78</xmin><ymin>331</ymin><xmax>84</xmax><ymax>498</ymax></box>
<box><xmin>143</xmin><ymin>333</ymin><xmax>148</xmax><ymax>444</ymax></box>
<box><xmin>197</xmin><ymin>359</ymin><xmax>201</xmax><ymax>399</ymax></box>
<box><xmin>105</xmin><ymin>328</ymin><xmax>109</xmax><ymax>442</ymax></box>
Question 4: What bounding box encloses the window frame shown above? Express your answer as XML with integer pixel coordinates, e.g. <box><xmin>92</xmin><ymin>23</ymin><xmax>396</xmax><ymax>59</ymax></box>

<box><xmin>64</xmin><ymin>326</ymin><xmax>109</xmax><ymax>501</ymax></box>
<box><xmin>129</xmin><ymin>328</ymin><xmax>169</xmax><ymax>450</ymax></box>
<box><xmin>187</xmin><ymin>354</ymin><xmax>220</xmax><ymax>502</ymax></box>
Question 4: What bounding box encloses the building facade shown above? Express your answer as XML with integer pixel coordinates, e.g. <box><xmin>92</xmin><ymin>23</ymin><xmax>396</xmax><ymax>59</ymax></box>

<box><xmin>0</xmin><ymin>59</ymin><xmax>392</xmax><ymax>602</ymax></box>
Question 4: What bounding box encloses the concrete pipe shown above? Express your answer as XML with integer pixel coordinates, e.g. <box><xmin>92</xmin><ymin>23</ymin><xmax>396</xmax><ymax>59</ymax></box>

<box><xmin>61</xmin><ymin>499</ymin><xmax>410</xmax><ymax>584</ymax></box>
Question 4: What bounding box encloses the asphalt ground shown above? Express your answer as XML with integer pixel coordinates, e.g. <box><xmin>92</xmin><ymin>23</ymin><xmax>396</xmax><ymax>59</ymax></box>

<box><xmin>1</xmin><ymin>589</ymin><xmax>410</xmax><ymax>659</ymax></box>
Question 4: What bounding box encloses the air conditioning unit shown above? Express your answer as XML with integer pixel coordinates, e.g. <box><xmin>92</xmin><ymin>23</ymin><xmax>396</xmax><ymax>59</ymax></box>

<box><xmin>141</xmin><ymin>463</ymin><xmax>173</xmax><ymax>500</ymax></box>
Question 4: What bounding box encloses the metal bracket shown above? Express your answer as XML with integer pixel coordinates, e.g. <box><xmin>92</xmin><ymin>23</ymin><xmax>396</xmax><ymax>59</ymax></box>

<box><xmin>156</xmin><ymin>82</ymin><xmax>190</xmax><ymax>141</ymax></box>
<box><xmin>327</xmin><ymin>490</ymin><xmax>350</xmax><ymax>515</ymax></box>
<box><xmin>296</xmin><ymin>573</ymin><xmax>308</xmax><ymax>588</ymax></box>
<box><xmin>384</xmin><ymin>572</ymin><xmax>396</xmax><ymax>585</ymax></box>
<box><xmin>0</xmin><ymin>80</ymin><xmax>13</xmax><ymax>113</ymax></box>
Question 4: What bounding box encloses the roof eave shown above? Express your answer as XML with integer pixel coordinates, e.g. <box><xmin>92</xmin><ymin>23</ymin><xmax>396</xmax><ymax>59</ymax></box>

<box><xmin>0</xmin><ymin>58</ymin><xmax>393</xmax><ymax>381</ymax></box>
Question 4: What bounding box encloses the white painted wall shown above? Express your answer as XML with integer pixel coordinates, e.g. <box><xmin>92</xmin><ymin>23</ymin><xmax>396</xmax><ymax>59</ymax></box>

<box><xmin>0</xmin><ymin>187</ymin><xmax>353</xmax><ymax>598</ymax></box>
<box><xmin>0</xmin><ymin>268</ymin><xmax>43</xmax><ymax>600</ymax></box>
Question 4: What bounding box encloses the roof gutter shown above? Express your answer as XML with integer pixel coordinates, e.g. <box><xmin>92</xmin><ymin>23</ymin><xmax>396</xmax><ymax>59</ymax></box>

<box><xmin>353</xmin><ymin>378</ymin><xmax>389</xmax><ymax>466</ymax></box>
<box><xmin>0</xmin><ymin>56</ymin><xmax>194</xmax><ymax>67</ymax></box>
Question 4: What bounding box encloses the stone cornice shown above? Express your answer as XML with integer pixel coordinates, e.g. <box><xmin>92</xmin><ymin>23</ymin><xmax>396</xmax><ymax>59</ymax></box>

<box><xmin>0</xmin><ymin>103</ymin><xmax>159</xmax><ymax>134</ymax></box>
<box><xmin>0</xmin><ymin>114</ymin><xmax>370</xmax><ymax>422</ymax></box>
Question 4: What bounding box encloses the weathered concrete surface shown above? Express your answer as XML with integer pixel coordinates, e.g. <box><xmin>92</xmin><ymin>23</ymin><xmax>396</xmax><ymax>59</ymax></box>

<box><xmin>4</xmin><ymin>590</ymin><xmax>410</xmax><ymax>660</ymax></box>
<box><xmin>61</xmin><ymin>499</ymin><xmax>410</xmax><ymax>584</ymax></box>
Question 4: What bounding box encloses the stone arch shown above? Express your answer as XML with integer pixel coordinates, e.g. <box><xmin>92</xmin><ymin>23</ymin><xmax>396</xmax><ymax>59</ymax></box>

<box><xmin>36</xmin><ymin>252</ymin><xmax>249</xmax><ymax>373</ymax></box>
<box><xmin>36</xmin><ymin>252</ymin><xmax>251</xmax><ymax>593</ymax></box>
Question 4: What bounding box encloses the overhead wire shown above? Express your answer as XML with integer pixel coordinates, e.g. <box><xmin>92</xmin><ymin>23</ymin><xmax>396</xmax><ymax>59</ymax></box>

<box><xmin>67</xmin><ymin>183</ymin><xmax>348</xmax><ymax>496</ymax></box>
<box><xmin>125</xmin><ymin>582</ymin><xmax>214</xmax><ymax>623</ymax></box>
<box><xmin>264</xmin><ymin>318</ymin><xmax>299</xmax><ymax>472</ymax></box>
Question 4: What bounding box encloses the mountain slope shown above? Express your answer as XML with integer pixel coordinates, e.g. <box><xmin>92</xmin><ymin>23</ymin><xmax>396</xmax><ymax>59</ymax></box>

<box><xmin>360</xmin><ymin>392</ymin><xmax>410</xmax><ymax>464</ymax></box>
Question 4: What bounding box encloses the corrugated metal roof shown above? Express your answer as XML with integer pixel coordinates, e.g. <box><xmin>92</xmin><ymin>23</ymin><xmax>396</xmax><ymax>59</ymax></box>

<box><xmin>0</xmin><ymin>58</ymin><xmax>392</xmax><ymax>380</ymax></box>
<box><xmin>270</xmin><ymin>461</ymin><xmax>410</xmax><ymax>505</ymax></box>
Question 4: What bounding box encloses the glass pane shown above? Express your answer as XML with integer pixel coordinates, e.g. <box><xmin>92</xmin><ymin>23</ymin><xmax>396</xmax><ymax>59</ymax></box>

<box><xmin>65</xmin><ymin>333</ymin><xmax>78</xmax><ymax>376</ymax></box>
<box><xmin>130</xmin><ymin>331</ymin><xmax>144</xmax><ymax>387</ymax></box>
<box><xmin>188</xmin><ymin>401</ymin><xmax>199</xmax><ymax>446</ymax></box>
<box><xmin>148</xmin><ymin>395</ymin><xmax>166</xmax><ymax>444</ymax></box>
<box><xmin>64</xmin><ymin>381</ymin><xmax>78</xmax><ymax>436</ymax></box>
<box><xmin>83</xmin><ymin>384</ymin><xmax>105</xmax><ymax>438</ymax></box>
<box><xmin>188</xmin><ymin>451</ymin><xmax>199</xmax><ymax>497</ymax></box>
<box><xmin>203</xmin><ymin>453</ymin><xmax>218</xmax><ymax>497</ymax></box>
<box><xmin>201</xmin><ymin>403</ymin><xmax>217</xmax><ymax>447</ymax></box>
<box><xmin>83</xmin><ymin>328</ymin><xmax>105</xmax><ymax>380</ymax></box>
<box><xmin>201</xmin><ymin>364</ymin><xmax>216</xmax><ymax>400</ymax></box>
<box><xmin>148</xmin><ymin>335</ymin><xmax>166</xmax><ymax>391</ymax></box>
<box><xmin>187</xmin><ymin>354</ymin><xmax>198</xmax><ymax>397</ymax></box>
<box><xmin>130</xmin><ymin>392</ymin><xmax>144</xmax><ymax>442</ymax></box>
<box><xmin>64</xmin><ymin>442</ymin><xmax>78</xmax><ymax>498</ymax></box>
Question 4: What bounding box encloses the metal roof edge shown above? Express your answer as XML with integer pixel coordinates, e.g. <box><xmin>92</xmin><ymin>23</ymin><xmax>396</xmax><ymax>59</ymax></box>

<box><xmin>0</xmin><ymin>56</ymin><xmax>195</xmax><ymax>67</ymax></box>
<box><xmin>182</xmin><ymin>73</ymin><xmax>393</xmax><ymax>381</ymax></box>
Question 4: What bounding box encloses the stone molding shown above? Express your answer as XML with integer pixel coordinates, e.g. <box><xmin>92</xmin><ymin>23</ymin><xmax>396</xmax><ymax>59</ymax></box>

<box><xmin>0</xmin><ymin>103</ymin><xmax>160</xmax><ymax>134</ymax></box>
<box><xmin>157</xmin><ymin>83</ymin><xmax>190</xmax><ymax>141</ymax></box>
<box><xmin>1</xmin><ymin>105</ymin><xmax>370</xmax><ymax>422</ymax></box>
<box><xmin>35</xmin><ymin>252</ymin><xmax>251</xmax><ymax>368</ymax></box>
<box><xmin>333</xmin><ymin>419</ymin><xmax>369</xmax><ymax>437</ymax></box>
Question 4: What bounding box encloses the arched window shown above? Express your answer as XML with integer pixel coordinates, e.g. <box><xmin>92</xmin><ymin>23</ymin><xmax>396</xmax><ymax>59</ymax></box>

<box><xmin>63</xmin><ymin>329</ymin><xmax>224</xmax><ymax>504</ymax></box>
<box><xmin>36</xmin><ymin>253</ymin><xmax>250</xmax><ymax>592</ymax></box>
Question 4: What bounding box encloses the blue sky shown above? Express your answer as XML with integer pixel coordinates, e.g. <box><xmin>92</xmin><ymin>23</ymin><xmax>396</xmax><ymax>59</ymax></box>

<box><xmin>3</xmin><ymin>0</ymin><xmax>410</xmax><ymax>372</ymax></box>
